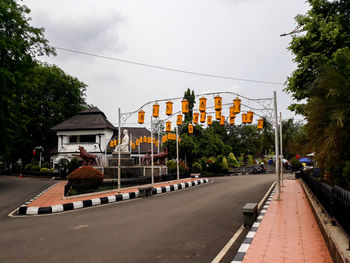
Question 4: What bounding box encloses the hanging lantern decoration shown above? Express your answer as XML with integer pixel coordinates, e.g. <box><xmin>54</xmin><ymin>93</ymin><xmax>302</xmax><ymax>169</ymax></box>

<box><xmin>229</xmin><ymin>116</ymin><xmax>235</xmax><ymax>125</ymax></box>
<box><xmin>230</xmin><ymin>106</ymin><xmax>236</xmax><ymax>118</ymax></box>
<box><xmin>138</xmin><ymin>110</ymin><xmax>145</xmax><ymax>124</ymax></box>
<box><xmin>193</xmin><ymin>112</ymin><xmax>199</xmax><ymax>124</ymax></box>
<box><xmin>162</xmin><ymin>137</ymin><xmax>165</xmax><ymax>143</ymax></box>
<box><xmin>216</xmin><ymin>110</ymin><xmax>222</xmax><ymax>120</ymax></box>
<box><xmin>153</xmin><ymin>138</ymin><xmax>156</xmax><ymax>144</ymax></box>
<box><xmin>156</xmin><ymin>141</ymin><xmax>158</xmax><ymax>147</ymax></box>
<box><xmin>166</xmin><ymin>121</ymin><xmax>172</xmax><ymax>132</ymax></box>
<box><xmin>130</xmin><ymin>140</ymin><xmax>133</xmax><ymax>146</ymax></box>
<box><xmin>199</xmin><ymin>97</ymin><xmax>207</xmax><ymax>112</ymax></box>
<box><xmin>247</xmin><ymin>110</ymin><xmax>254</xmax><ymax>123</ymax></box>
<box><xmin>136</xmin><ymin>139</ymin><xmax>139</xmax><ymax>146</ymax></box>
<box><xmin>167</xmin><ymin>133</ymin><xmax>172</xmax><ymax>140</ymax></box>
<box><xmin>207</xmin><ymin>115</ymin><xmax>213</xmax><ymax>126</ymax></box>
<box><xmin>172</xmin><ymin>134</ymin><xmax>176</xmax><ymax>140</ymax></box>
<box><xmin>166</xmin><ymin>101</ymin><xmax>173</xmax><ymax>116</ymax></box>
<box><xmin>182</xmin><ymin>99</ymin><xmax>189</xmax><ymax>114</ymax></box>
<box><xmin>200</xmin><ymin>112</ymin><xmax>206</xmax><ymax>123</ymax></box>
<box><xmin>188</xmin><ymin>123</ymin><xmax>194</xmax><ymax>134</ymax></box>
<box><xmin>220</xmin><ymin>115</ymin><xmax>225</xmax><ymax>126</ymax></box>
<box><xmin>242</xmin><ymin>113</ymin><xmax>248</xmax><ymax>123</ymax></box>
<box><xmin>257</xmin><ymin>119</ymin><xmax>264</xmax><ymax>130</ymax></box>
<box><xmin>139</xmin><ymin>137</ymin><xmax>143</xmax><ymax>143</ymax></box>
<box><xmin>147</xmin><ymin>137</ymin><xmax>151</xmax><ymax>143</ymax></box>
<box><xmin>153</xmin><ymin>103</ymin><xmax>160</xmax><ymax>118</ymax></box>
<box><xmin>233</xmin><ymin>97</ymin><xmax>241</xmax><ymax>114</ymax></box>
<box><xmin>109</xmin><ymin>139</ymin><xmax>117</xmax><ymax>148</ymax></box>
<box><xmin>177</xmin><ymin>114</ymin><xmax>183</xmax><ymax>125</ymax></box>
<box><xmin>214</xmin><ymin>95</ymin><xmax>222</xmax><ymax>111</ymax></box>
<box><xmin>132</xmin><ymin>143</ymin><xmax>136</xmax><ymax>149</ymax></box>
<box><xmin>143</xmin><ymin>136</ymin><xmax>147</xmax><ymax>142</ymax></box>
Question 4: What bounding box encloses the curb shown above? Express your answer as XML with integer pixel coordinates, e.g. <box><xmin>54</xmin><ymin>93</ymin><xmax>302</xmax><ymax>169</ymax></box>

<box><xmin>17</xmin><ymin>178</ymin><xmax>209</xmax><ymax>216</ymax></box>
<box><xmin>231</xmin><ymin>186</ymin><xmax>276</xmax><ymax>263</ymax></box>
<box><xmin>300</xmin><ymin>179</ymin><xmax>350</xmax><ymax>263</ymax></box>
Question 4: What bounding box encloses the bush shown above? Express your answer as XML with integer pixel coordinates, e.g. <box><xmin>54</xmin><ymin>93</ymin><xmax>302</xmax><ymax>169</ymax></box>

<box><xmin>166</xmin><ymin>160</ymin><xmax>177</xmax><ymax>172</ymax></box>
<box><xmin>67</xmin><ymin>167</ymin><xmax>104</xmax><ymax>193</ymax></box>
<box><xmin>25</xmin><ymin>163</ymin><xmax>34</xmax><ymax>171</ymax></box>
<box><xmin>227</xmin><ymin>153</ymin><xmax>240</xmax><ymax>168</ymax></box>
<box><xmin>68</xmin><ymin>158</ymin><xmax>82</xmax><ymax>174</ymax></box>
<box><xmin>40</xmin><ymin>167</ymin><xmax>51</xmax><ymax>173</ymax></box>
<box><xmin>199</xmin><ymin>157</ymin><xmax>207</xmax><ymax>170</ymax></box>
<box><xmin>31</xmin><ymin>165</ymin><xmax>40</xmax><ymax>171</ymax></box>
<box><xmin>42</xmin><ymin>162</ymin><xmax>51</xmax><ymax>169</ymax></box>
<box><xmin>290</xmin><ymin>158</ymin><xmax>302</xmax><ymax>172</ymax></box>
<box><xmin>191</xmin><ymin>162</ymin><xmax>202</xmax><ymax>173</ymax></box>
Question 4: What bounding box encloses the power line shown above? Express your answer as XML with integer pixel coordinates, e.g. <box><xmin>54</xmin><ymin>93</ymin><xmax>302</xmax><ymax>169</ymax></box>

<box><xmin>53</xmin><ymin>46</ymin><xmax>284</xmax><ymax>86</ymax></box>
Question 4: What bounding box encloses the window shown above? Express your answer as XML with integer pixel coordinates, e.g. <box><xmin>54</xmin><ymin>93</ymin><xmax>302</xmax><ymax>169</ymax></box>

<box><xmin>69</xmin><ymin>136</ymin><xmax>78</xmax><ymax>143</ymax></box>
<box><xmin>80</xmin><ymin>135</ymin><xmax>96</xmax><ymax>143</ymax></box>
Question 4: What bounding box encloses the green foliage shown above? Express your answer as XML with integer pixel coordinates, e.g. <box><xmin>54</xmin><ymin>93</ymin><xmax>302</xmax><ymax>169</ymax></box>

<box><xmin>336</xmin><ymin>161</ymin><xmax>350</xmax><ymax>191</ymax></box>
<box><xmin>290</xmin><ymin>158</ymin><xmax>302</xmax><ymax>172</ymax></box>
<box><xmin>0</xmin><ymin>1</ymin><xmax>87</xmax><ymax>164</ymax></box>
<box><xmin>31</xmin><ymin>165</ymin><xmax>40</xmax><ymax>172</ymax></box>
<box><xmin>67</xmin><ymin>167</ymin><xmax>104</xmax><ymax>193</ymax></box>
<box><xmin>24</xmin><ymin>163</ymin><xmax>34</xmax><ymax>171</ymax></box>
<box><xmin>40</xmin><ymin>167</ymin><xmax>51</xmax><ymax>173</ymax></box>
<box><xmin>166</xmin><ymin>160</ymin><xmax>177</xmax><ymax>172</ymax></box>
<box><xmin>247</xmin><ymin>155</ymin><xmax>254</xmax><ymax>166</ymax></box>
<box><xmin>227</xmin><ymin>153</ymin><xmax>240</xmax><ymax>168</ymax></box>
<box><xmin>222</xmin><ymin>157</ymin><xmax>228</xmax><ymax>170</ymax></box>
<box><xmin>67</xmin><ymin>158</ymin><xmax>82</xmax><ymax>174</ymax></box>
<box><xmin>183</xmin><ymin>88</ymin><xmax>196</xmax><ymax>123</ymax></box>
<box><xmin>191</xmin><ymin>162</ymin><xmax>202</xmax><ymax>173</ymax></box>
<box><xmin>42</xmin><ymin>162</ymin><xmax>51</xmax><ymax>169</ymax></box>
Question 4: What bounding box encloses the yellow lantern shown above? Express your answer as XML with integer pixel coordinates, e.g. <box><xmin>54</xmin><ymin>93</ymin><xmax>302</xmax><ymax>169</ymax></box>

<box><xmin>200</xmin><ymin>112</ymin><xmax>206</xmax><ymax>123</ymax></box>
<box><xmin>207</xmin><ymin>115</ymin><xmax>213</xmax><ymax>126</ymax></box>
<box><xmin>216</xmin><ymin>110</ymin><xmax>222</xmax><ymax>120</ymax></box>
<box><xmin>136</xmin><ymin>139</ymin><xmax>139</xmax><ymax>146</ymax></box>
<box><xmin>132</xmin><ymin>143</ymin><xmax>135</xmax><ymax>149</ymax></box>
<box><xmin>193</xmin><ymin>112</ymin><xmax>199</xmax><ymax>124</ymax></box>
<box><xmin>229</xmin><ymin>116</ymin><xmax>235</xmax><ymax>125</ymax></box>
<box><xmin>182</xmin><ymin>99</ymin><xmax>189</xmax><ymax>114</ymax></box>
<box><xmin>177</xmin><ymin>114</ymin><xmax>183</xmax><ymax>125</ymax></box>
<box><xmin>162</xmin><ymin>137</ymin><xmax>165</xmax><ymax>143</ymax></box>
<box><xmin>147</xmin><ymin>137</ymin><xmax>151</xmax><ymax>143</ymax></box>
<box><xmin>130</xmin><ymin>140</ymin><xmax>132</xmax><ymax>146</ymax></box>
<box><xmin>138</xmin><ymin>110</ymin><xmax>145</xmax><ymax>124</ymax></box>
<box><xmin>233</xmin><ymin>97</ymin><xmax>241</xmax><ymax>114</ymax></box>
<box><xmin>143</xmin><ymin>136</ymin><xmax>147</xmax><ymax>142</ymax></box>
<box><xmin>153</xmin><ymin>138</ymin><xmax>156</xmax><ymax>144</ymax></box>
<box><xmin>166</xmin><ymin>101</ymin><xmax>173</xmax><ymax>116</ymax></box>
<box><xmin>247</xmin><ymin>110</ymin><xmax>254</xmax><ymax>123</ymax></box>
<box><xmin>220</xmin><ymin>115</ymin><xmax>225</xmax><ymax>126</ymax></box>
<box><xmin>166</xmin><ymin>121</ymin><xmax>171</xmax><ymax>132</ymax></box>
<box><xmin>167</xmin><ymin>133</ymin><xmax>172</xmax><ymax>140</ymax></box>
<box><xmin>230</xmin><ymin>106</ymin><xmax>236</xmax><ymax>118</ymax></box>
<box><xmin>188</xmin><ymin>123</ymin><xmax>193</xmax><ymax>134</ymax></box>
<box><xmin>258</xmin><ymin>118</ymin><xmax>264</xmax><ymax>130</ymax></box>
<box><xmin>214</xmin><ymin>95</ymin><xmax>222</xmax><ymax>111</ymax></box>
<box><xmin>199</xmin><ymin>97</ymin><xmax>207</xmax><ymax>112</ymax></box>
<box><xmin>109</xmin><ymin>139</ymin><xmax>116</xmax><ymax>148</ymax></box>
<box><xmin>242</xmin><ymin>113</ymin><xmax>248</xmax><ymax>123</ymax></box>
<box><xmin>153</xmin><ymin>103</ymin><xmax>159</xmax><ymax>118</ymax></box>
<box><xmin>156</xmin><ymin>141</ymin><xmax>158</xmax><ymax>147</ymax></box>
<box><xmin>139</xmin><ymin>137</ymin><xmax>143</xmax><ymax>143</ymax></box>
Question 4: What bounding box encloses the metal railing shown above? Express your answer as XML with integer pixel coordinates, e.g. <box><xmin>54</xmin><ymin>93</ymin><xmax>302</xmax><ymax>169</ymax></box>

<box><xmin>302</xmin><ymin>171</ymin><xmax>350</xmax><ymax>237</ymax></box>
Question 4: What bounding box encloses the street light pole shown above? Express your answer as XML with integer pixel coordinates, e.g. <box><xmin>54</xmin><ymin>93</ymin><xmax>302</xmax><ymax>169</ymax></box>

<box><xmin>274</xmin><ymin>91</ymin><xmax>281</xmax><ymax>200</ymax></box>
<box><xmin>176</xmin><ymin>125</ymin><xmax>179</xmax><ymax>180</ymax></box>
<box><xmin>280</xmin><ymin>112</ymin><xmax>284</xmax><ymax>187</ymax></box>
<box><xmin>151</xmin><ymin>116</ymin><xmax>154</xmax><ymax>185</ymax></box>
<box><xmin>118</xmin><ymin>108</ymin><xmax>121</xmax><ymax>191</ymax></box>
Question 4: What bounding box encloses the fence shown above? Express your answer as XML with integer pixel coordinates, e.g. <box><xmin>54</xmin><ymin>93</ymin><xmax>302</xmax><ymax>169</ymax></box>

<box><xmin>302</xmin><ymin>172</ymin><xmax>350</xmax><ymax>237</ymax></box>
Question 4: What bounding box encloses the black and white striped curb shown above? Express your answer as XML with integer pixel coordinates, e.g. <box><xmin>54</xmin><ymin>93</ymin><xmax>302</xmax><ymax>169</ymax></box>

<box><xmin>17</xmin><ymin>178</ymin><xmax>209</xmax><ymax>215</ymax></box>
<box><xmin>22</xmin><ymin>183</ymin><xmax>59</xmax><ymax>207</ymax></box>
<box><xmin>231</xmin><ymin>187</ymin><xmax>276</xmax><ymax>263</ymax></box>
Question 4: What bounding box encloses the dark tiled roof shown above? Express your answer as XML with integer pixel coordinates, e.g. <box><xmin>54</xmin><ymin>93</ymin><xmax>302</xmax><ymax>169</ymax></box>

<box><xmin>51</xmin><ymin>107</ymin><xmax>115</xmax><ymax>131</ymax></box>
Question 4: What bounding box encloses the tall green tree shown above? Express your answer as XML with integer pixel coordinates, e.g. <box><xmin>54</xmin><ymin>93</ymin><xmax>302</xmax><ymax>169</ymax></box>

<box><xmin>0</xmin><ymin>0</ymin><xmax>55</xmax><ymax>160</ymax></box>
<box><xmin>183</xmin><ymin>88</ymin><xmax>195</xmax><ymax>123</ymax></box>
<box><xmin>286</xmin><ymin>0</ymin><xmax>350</xmax><ymax>115</ymax></box>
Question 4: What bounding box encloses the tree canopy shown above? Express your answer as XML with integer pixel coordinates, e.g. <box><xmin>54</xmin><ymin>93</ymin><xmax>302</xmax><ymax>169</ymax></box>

<box><xmin>0</xmin><ymin>0</ymin><xmax>87</xmax><ymax>164</ymax></box>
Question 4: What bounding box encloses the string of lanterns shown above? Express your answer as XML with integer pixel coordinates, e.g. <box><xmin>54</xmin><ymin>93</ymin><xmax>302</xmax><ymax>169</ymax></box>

<box><xmin>137</xmin><ymin>95</ymin><xmax>264</xmax><ymax>134</ymax></box>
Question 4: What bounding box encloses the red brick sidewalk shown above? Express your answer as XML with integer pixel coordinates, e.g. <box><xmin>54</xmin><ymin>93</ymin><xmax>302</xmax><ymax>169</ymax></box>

<box><xmin>241</xmin><ymin>180</ymin><xmax>333</xmax><ymax>263</ymax></box>
<box><xmin>28</xmin><ymin>178</ymin><xmax>201</xmax><ymax>207</ymax></box>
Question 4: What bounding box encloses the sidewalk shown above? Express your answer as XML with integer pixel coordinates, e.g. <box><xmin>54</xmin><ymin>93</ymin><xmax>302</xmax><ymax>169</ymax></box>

<box><xmin>235</xmin><ymin>180</ymin><xmax>333</xmax><ymax>263</ymax></box>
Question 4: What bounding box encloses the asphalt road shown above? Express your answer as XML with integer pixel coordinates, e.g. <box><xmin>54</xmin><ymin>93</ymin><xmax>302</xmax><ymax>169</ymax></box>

<box><xmin>0</xmin><ymin>174</ymin><xmax>275</xmax><ymax>263</ymax></box>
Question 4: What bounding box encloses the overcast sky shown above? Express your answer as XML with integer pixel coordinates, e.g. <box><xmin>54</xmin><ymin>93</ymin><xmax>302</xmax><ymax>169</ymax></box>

<box><xmin>23</xmin><ymin>0</ymin><xmax>309</xmax><ymax>127</ymax></box>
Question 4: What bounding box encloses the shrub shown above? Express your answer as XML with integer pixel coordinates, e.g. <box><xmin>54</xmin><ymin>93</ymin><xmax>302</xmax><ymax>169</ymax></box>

<box><xmin>222</xmin><ymin>157</ymin><xmax>228</xmax><ymax>169</ymax></box>
<box><xmin>191</xmin><ymin>162</ymin><xmax>202</xmax><ymax>173</ymax></box>
<box><xmin>199</xmin><ymin>157</ymin><xmax>207</xmax><ymax>170</ymax></box>
<box><xmin>227</xmin><ymin>153</ymin><xmax>240</xmax><ymax>168</ymax></box>
<box><xmin>40</xmin><ymin>167</ymin><xmax>51</xmax><ymax>173</ymax></box>
<box><xmin>68</xmin><ymin>158</ymin><xmax>81</xmax><ymax>174</ymax></box>
<box><xmin>179</xmin><ymin>161</ymin><xmax>189</xmax><ymax>172</ymax></box>
<box><xmin>290</xmin><ymin>158</ymin><xmax>302</xmax><ymax>172</ymax></box>
<box><xmin>25</xmin><ymin>163</ymin><xmax>34</xmax><ymax>171</ymax></box>
<box><xmin>166</xmin><ymin>160</ymin><xmax>177</xmax><ymax>172</ymax></box>
<box><xmin>68</xmin><ymin>167</ymin><xmax>104</xmax><ymax>193</ymax></box>
<box><xmin>31</xmin><ymin>165</ymin><xmax>40</xmax><ymax>172</ymax></box>
<box><xmin>42</xmin><ymin>162</ymin><xmax>51</xmax><ymax>169</ymax></box>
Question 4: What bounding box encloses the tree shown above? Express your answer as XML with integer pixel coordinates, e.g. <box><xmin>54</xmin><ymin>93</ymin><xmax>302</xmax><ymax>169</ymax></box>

<box><xmin>285</xmin><ymin>0</ymin><xmax>350</xmax><ymax>115</ymax></box>
<box><xmin>281</xmin><ymin>118</ymin><xmax>304</xmax><ymax>159</ymax></box>
<box><xmin>0</xmin><ymin>0</ymin><xmax>55</xmax><ymax>160</ymax></box>
<box><xmin>183</xmin><ymin>88</ymin><xmax>195</xmax><ymax>123</ymax></box>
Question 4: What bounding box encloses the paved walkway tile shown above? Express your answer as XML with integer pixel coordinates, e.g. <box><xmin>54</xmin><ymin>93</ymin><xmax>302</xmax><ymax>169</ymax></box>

<box><xmin>28</xmin><ymin>178</ymin><xmax>201</xmax><ymax>207</ymax></box>
<box><xmin>242</xmin><ymin>180</ymin><xmax>333</xmax><ymax>263</ymax></box>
